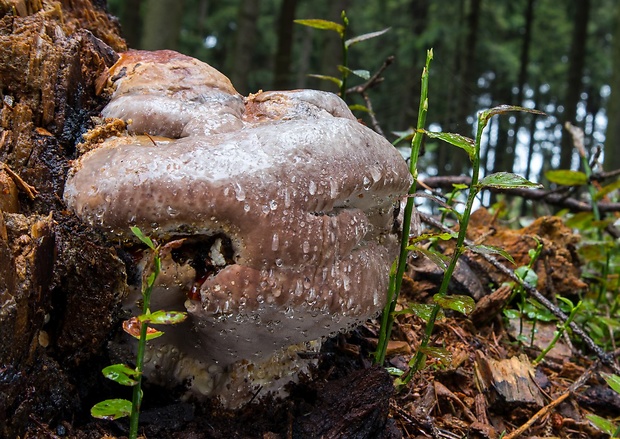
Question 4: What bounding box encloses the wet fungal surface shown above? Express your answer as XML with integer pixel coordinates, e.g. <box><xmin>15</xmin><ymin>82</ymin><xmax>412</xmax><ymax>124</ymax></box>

<box><xmin>63</xmin><ymin>50</ymin><xmax>413</xmax><ymax>405</ymax></box>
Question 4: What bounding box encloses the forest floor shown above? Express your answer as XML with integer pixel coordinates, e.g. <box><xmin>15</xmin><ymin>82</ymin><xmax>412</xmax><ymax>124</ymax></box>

<box><xmin>38</xmin><ymin>209</ymin><xmax>618</xmax><ymax>439</ymax></box>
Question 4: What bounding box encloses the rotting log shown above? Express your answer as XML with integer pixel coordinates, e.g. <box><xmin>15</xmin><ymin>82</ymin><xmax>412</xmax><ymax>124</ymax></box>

<box><xmin>0</xmin><ymin>2</ymin><xmax>127</xmax><ymax>437</ymax></box>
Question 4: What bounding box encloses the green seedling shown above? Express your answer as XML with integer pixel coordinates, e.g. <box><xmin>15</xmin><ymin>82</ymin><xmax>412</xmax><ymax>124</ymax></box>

<box><xmin>503</xmin><ymin>237</ymin><xmax>543</xmax><ymax>344</ymax></box>
<box><xmin>373</xmin><ymin>47</ymin><xmax>544</xmax><ymax>375</ymax></box>
<box><xmin>374</xmin><ymin>48</ymin><xmax>433</xmax><ymax>367</ymax></box>
<box><xmin>532</xmin><ymin>296</ymin><xmax>581</xmax><ymax>365</ymax></box>
<box><xmin>295</xmin><ymin>11</ymin><xmax>389</xmax><ymax>105</ymax></box>
<box><xmin>91</xmin><ymin>226</ymin><xmax>187</xmax><ymax>439</ymax></box>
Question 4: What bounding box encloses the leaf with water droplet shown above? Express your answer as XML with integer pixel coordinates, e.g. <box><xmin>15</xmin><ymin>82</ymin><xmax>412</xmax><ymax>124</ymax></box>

<box><xmin>467</xmin><ymin>244</ymin><xmax>515</xmax><ymax>264</ymax></box>
<box><xmin>139</xmin><ymin>310</ymin><xmax>187</xmax><ymax>325</ymax></box>
<box><xmin>419</xmin><ymin>129</ymin><xmax>475</xmax><ymax>161</ymax></box>
<box><xmin>91</xmin><ymin>399</ymin><xmax>132</xmax><ymax>420</ymax></box>
<box><xmin>102</xmin><ymin>364</ymin><xmax>139</xmax><ymax>386</ymax></box>
<box><xmin>433</xmin><ymin>294</ymin><xmax>475</xmax><ymax>315</ymax></box>
<box><xmin>479</xmin><ymin>105</ymin><xmax>546</xmax><ymax>127</ymax></box>
<box><xmin>478</xmin><ymin>172</ymin><xmax>542</xmax><ymax>190</ymax></box>
<box><xmin>122</xmin><ymin>317</ymin><xmax>164</xmax><ymax>340</ymax></box>
<box><xmin>515</xmin><ymin>266</ymin><xmax>538</xmax><ymax>285</ymax></box>
<box><xmin>410</xmin><ymin>246</ymin><xmax>451</xmax><ymax>271</ymax></box>
<box><xmin>395</xmin><ymin>303</ymin><xmax>444</xmax><ymax>322</ymax></box>
<box><xmin>407</xmin><ymin>231</ymin><xmax>455</xmax><ymax>248</ymax></box>
<box><xmin>418</xmin><ymin>346</ymin><xmax>452</xmax><ymax>366</ymax></box>
<box><xmin>385</xmin><ymin>366</ymin><xmax>405</xmax><ymax>377</ymax></box>
<box><xmin>131</xmin><ymin>226</ymin><xmax>155</xmax><ymax>250</ymax></box>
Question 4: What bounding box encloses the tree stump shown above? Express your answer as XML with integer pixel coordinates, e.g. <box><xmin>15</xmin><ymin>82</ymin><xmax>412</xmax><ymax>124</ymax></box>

<box><xmin>0</xmin><ymin>2</ymin><xmax>127</xmax><ymax>437</ymax></box>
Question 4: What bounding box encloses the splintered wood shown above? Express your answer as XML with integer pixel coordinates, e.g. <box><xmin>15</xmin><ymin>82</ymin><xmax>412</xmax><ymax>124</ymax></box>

<box><xmin>474</xmin><ymin>351</ymin><xmax>545</xmax><ymax>411</ymax></box>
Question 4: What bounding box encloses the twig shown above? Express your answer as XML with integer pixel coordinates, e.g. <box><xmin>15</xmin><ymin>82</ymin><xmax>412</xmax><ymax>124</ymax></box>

<box><xmin>361</xmin><ymin>92</ymin><xmax>384</xmax><ymax>136</ymax></box>
<box><xmin>346</xmin><ymin>56</ymin><xmax>394</xmax><ymax>95</ymax></box>
<box><xmin>1</xmin><ymin>162</ymin><xmax>38</xmax><ymax>199</ymax></box>
<box><xmin>502</xmin><ymin>361</ymin><xmax>598</xmax><ymax>439</ymax></box>
<box><xmin>418</xmin><ymin>212</ymin><xmax>620</xmax><ymax>375</ymax></box>
<box><xmin>419</xmin><ymin>176</ymin><xmax>620</xmax><ymax>213</ymax></box>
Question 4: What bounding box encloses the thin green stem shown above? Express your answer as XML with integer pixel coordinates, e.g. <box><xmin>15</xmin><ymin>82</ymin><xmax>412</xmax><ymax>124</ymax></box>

<box><xmin>340</xmin><ymin>12</ymin><xmax>349</xmax><ymax>100</ymax></box>
<box><xmin>374</xmin><ymin>49</ymin><xmax>432</xmax><ymax>365</ymax></box>
<box><xmin>404</xmin><ymin>111</ymin><xmax>486</xmax><ymax>382</ymax></box>
<box><xmin>128</xmin><ymin>250</ymin><xmax>160</xmax><ymax>439</ymax></box>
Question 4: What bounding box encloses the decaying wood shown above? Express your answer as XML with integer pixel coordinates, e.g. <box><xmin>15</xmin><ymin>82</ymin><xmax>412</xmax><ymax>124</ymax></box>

<box><xmin>474</xmin><ymin>352</ymin><xmax>545</xmax><ymax>410</ymax></box>
<box><xmin>293</xmin><ymin>367</ymin><xmax>399</xmax><ymax>439</ymax></box>
<box><xmin>0</xmin><ymin>2</ymin><xmax>128</xmax><ymax>437</ymax></box>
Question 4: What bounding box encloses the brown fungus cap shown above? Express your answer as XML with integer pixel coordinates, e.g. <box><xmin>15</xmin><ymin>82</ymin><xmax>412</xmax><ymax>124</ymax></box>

<box><xmin>64</xmin><ymin>50</ymin><xmax>412</xmax><ymax>367</ymax></box>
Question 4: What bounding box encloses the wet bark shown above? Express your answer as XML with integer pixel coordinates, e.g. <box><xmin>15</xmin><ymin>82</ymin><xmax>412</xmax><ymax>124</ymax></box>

<box><xmin>0</xmin><ymin>2</ymin><xmax>128</xmax><ymax>437</ymax></box>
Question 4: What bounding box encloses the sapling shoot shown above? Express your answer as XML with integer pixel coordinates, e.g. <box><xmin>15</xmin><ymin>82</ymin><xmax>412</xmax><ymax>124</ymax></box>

<box><xmin>91</xmin><ymin>226</ymin><xmax>187</xmax><ymax>439</ymax></box>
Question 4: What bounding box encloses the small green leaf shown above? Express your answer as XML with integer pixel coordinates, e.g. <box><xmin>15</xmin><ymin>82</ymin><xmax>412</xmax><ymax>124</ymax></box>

<box><xmin>140</xmin><ymin>310</ymin><xmax>187</xmax><ymax>325</ymax></box>
<box><xmin>586</xmin><ymin>413</ymin><xmax>616</xmax><ymax>436</ymax></box>
<box><xmin>351</xmin><ymin>69</ymin><xmax>370</xmax><ymax>80</ymax></box>
<box><xmin>145</xmin><ymin>330</ymin><xmax>164</xmax><ymax>340</ymax></box>
<box><xmin>102</xmin><ymin>364</ymin><xmax>139</xmax><ymax>386</ymax></box>
<box><xmin>91</xmin><ymin>399</ymin><xmax>132</xmax><ymax>420</ymax></box>
<box><xmin>391</xmin><ymin>128</ymin><xmax>415</xmax><ymax>145</ymax></box>
<box><xmin>294</xmin><ymin>19</ymin><xmax>345</xmax><ymax>36</ymax></box>
<box><xmin>385</xmin><ymin>366</ymin><xmax>405</xmax><ymax>377</ymax></box>
<box><xmin>565</xmin><ymin>211</ymin><xmax>594</xmax><ymax>229</ymax></box>
<box><xmin>433</xmin><ymin>294</ymin><xmax>475</xmax><ymax>315</ymax></box>
<box><xmin>345</xmin><ymin>27</ymin><xmax>390</xmax><ymax>48</ymax></box>
<box><xmin>602</xmin><ymin>373</ymin><xmax>620</xmax><ymax>395</ymax></box>
<box><xmin>595</xmin><ymin>178</ymin><xmax>620</xmax><ymax>200</ymax></box>
<box><xmin>407</xmin><ymin>231</ymin><xmax>456</xmax><ymax>247</ymax></box>
<box><xmin>395</xmin><ymin>303</ymin><xmax>444</xmax><ymax>322</ymax></box>
<box><xmin>503</xmin><ymin>308</ymin><xmax>521</xmax><ymax>319</ymax></box>
<box><xmin>348</xmin><ymin>104</ymin><xmax>370</xmax><ymax>113</ymax></box>
<box><xmin>412</xmin><ymin>246</ymin><xmax>451</xmax><ymax>271</ymax></box>
<box><xmin>131</xmin><ymin>226</ymin><xmax>155</xmax><ymax>250</ymax></box>
<box><xmin>516</xmin><ymin>266</ymin><xmax>538</xmax><ymax>285</ymax></box>
<box><xmin>307</xmin><ymin>74</ymin><xmax>342</xmax><ymax>86</ymax></box>
<box><xmin>545</xmin><ymin>170</ymin><xmax>588</xmax><ymax>186</ymax></box>
<box><xmin>479</xmin><ymin>105</ymin><xmax>546</xmax><ymax>126</ymax></box>
<box><xmin>467</xmin><ymin>244</ymin><xmax>515</xmax><ymax>264</ymax></box>
<box><xmin>418</xmin><ymin>346</ymin><xmax>452</xmax><ymax>366</ymax></box>
<box><xmin>420</xmin><ymin>129</ymin><xmax>475</xmax><ymax>161</ymax></box>
<box><xmin>478</xmin><ymin>172</ymin><xmax>543</xmax><ymax>190</ymax></box>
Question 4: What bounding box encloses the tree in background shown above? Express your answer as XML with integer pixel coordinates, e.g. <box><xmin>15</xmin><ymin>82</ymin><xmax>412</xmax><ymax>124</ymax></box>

<box><xmin>105</xmin><ymin>0</ymin><xmax>618</xmax><ymax>182</ymax></box>
<box><xmin>605</xmin><ymin>1</ymin><xmax>620</xmax><ymax>172</ymax></box>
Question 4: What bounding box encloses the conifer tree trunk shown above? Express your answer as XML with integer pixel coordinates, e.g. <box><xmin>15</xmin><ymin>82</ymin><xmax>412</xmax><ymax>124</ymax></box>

<box><xmin>559</xmin><ymin>0</ymin><xmax>590</xmax><ymax>170</ymax></box>
<box><xmin>229</xmin><ymin>0</ymin><xmax>260</xmax><ymax>94</ymax></box>
<box><xmin>273</xmin><ymin>0</ymin><xmax>298</xmax><ymax>90</ymax></box>
<box><xmin>140</xmin><ymin>0</ymin><xmax>185</xmax><ymax>50</ymax></box>
<box><xmin>605</xmin><ymin>1</ymin><xmax>620</xmax><ymax>171</ymax></box>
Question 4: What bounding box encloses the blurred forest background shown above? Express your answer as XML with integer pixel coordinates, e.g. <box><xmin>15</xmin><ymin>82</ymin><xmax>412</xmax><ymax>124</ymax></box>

<box><xmin>106</xmin><ymin>0</ymin><xmax>620</xmax><ymax>186</ymax></box>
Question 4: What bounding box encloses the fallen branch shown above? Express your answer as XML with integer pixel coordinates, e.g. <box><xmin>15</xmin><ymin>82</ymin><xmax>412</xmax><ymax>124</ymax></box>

<box><xmin>419</xmin><ymin>212</ymin><xmax>620</xmax><ymax>376</ymax></box>
<box><xmin>419</xmin><ymin>176</ymin><xmax>620</xmax><ymax>213</ymax></box>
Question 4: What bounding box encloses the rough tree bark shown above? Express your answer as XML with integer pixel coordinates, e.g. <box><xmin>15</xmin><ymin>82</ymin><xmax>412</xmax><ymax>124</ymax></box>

<box><xmin>0</xmin><ymin>2</ymin><xmax>128</xmax><ymax>437</ymax></box>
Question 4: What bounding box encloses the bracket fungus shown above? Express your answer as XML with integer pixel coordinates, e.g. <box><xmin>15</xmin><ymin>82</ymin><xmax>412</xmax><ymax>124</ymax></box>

<box><xmin>63</xmin><ymin>50</ymin><xmax>413</xmax><ymax>404</ymax></box>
